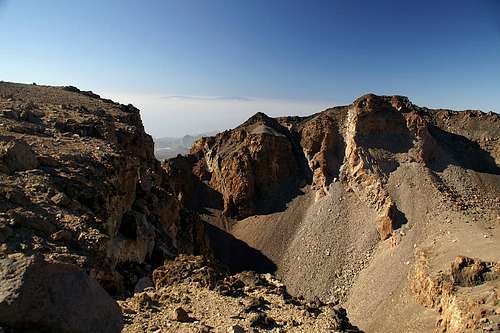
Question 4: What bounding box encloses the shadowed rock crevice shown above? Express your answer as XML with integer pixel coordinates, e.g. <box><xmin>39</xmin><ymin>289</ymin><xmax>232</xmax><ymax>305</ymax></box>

<box><xmin>427</xmin><ymin>124</ymin><xmax>500</xmax><ymax>174</ymax></box>
<box><xmin>205</xmin><ymin>223</ymin><xmax>277</xmax><ymax>274</ymax></box>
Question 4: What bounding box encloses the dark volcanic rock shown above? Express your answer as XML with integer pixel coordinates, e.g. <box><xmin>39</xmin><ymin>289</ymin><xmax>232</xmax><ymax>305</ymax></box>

<box><xmin>0</xmin><ymin>253</ymin><xmax>123</xmax><ymax>333</ymax></box>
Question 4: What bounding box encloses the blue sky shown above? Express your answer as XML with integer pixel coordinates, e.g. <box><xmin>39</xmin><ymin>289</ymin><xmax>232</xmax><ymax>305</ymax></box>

<box><xmin>1</xmin><ymin>0</ymin><xmax>499</xmax><ymax>137</ymax></box>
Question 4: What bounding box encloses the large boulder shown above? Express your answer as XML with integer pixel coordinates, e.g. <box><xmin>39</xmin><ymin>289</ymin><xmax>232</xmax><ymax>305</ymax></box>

<box><xmin>0</xmin><ymin>138</ymin><xmax>38</xmax><ymax>173</ymax></box>
<box><xmin>0</xmin><ymin>253</ymin><xmax>123</xmax><ymax>333</ymax></box>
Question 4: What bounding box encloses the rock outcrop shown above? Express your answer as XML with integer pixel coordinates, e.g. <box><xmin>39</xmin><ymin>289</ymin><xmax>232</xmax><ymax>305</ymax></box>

<box><xmin>184</xmin><ymin>112</ymin><xmax>302</xmax><ymax>219</ymax></box>
<box><xmin>0</xmin><ymin>253</ymin><xmax>123</xmax><ymax>333</ymax></box>
<box><xmin>410</xmin><ymin>252</ymin><xmax>500</xmax><ymax>332</ymax></box>
<box><xmin>0</xmin><ymin>82</ymin><xmax>208</xmax><ymax>331</ymax></box>
<box><xmin>166</xmin><ymin>93</ymin><xmax>499</xmax><ymax>241</ymax></box>
<box><xmin>121</xmin><ymin>255</ymin><xmax>363</xmax><ymax>332</ymax></box>
<box><xmin>162</xmin><ymin>92</ymin><xmax>499</xmax><ymax>331</ymax></box>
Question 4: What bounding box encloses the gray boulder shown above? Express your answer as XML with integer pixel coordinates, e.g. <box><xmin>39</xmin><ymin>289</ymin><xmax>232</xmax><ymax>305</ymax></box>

<box><xmin>0</xmin><ymin>253</ymin><xmax>123</xmax><ymax>333</ymax></box>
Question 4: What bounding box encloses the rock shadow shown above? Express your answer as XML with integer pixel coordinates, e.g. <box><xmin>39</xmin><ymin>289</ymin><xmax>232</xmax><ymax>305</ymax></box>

<box><xmin>391</xmin><ymin>205</ymin><xmax>409</xmax><ymax>230</ymax></box>
<box><xmin>204</xmin><ymin>223</ymin><xmax>277</xmax><ymax>274</ymax></box>
<box><xmin>427</xmin><ymin>125</ymin><xmax>500</xmax><ymax>174</ymax></box>
<box><xmin>357</xmin><ymin>107</ymin><xmax>414</xmax><ymax>154</ymax></box>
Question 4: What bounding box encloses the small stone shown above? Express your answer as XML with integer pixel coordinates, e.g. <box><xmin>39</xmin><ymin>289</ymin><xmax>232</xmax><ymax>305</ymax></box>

<box><xmin>249</xmin><ymin>313</ymin><xmax>276</xmax><ymax>329</ymax></box>
<box><xmin>169</xmin><ymin>306</ymin><xmax>191</xmax><ymax>322</ymax></box>
<box><xmin>122</xmin><ymin>307</ymin><xmax>136</xmax><ymax>315</ymax></box>
<box><xmin>227</xmin><ymin>325</ymin><xmax>246</xmax><ymax>333</ymax></box>
<box><xmin>197</xmin><ymin>325</ymin><xmax>212</xmax><ymax>333</ymax></box>
<box><xmin>51</xmin><ymin>230</ymin><xmax>72</xmax><ymax>242</ymax></box>
<box><xmin>51</xmin><ymin>192</ymin><xmax>71</xmax><ymax>207</ymax></box>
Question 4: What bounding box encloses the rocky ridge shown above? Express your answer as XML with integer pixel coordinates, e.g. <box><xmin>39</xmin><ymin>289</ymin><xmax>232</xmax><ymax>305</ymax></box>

<box><xmin>0</xmin><ymin>82</ymin><xmax>208</xmax><ymax>332</ymax></box>
<box><xmin>164</xmin><ymin>94</ymin><xmax>500</xmax><ymax>332</ymax></box>
<box><xmin>0</xmin><ymin>82</ymin><xmax>364</xmax><ymax>333</ymax></box>
<box><xmin>0</xmin><ymin>82</ymin><xmax>498</xmax><ymax>332</ymax></box>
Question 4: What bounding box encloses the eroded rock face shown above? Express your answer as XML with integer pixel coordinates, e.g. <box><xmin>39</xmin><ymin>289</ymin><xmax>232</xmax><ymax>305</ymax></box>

<box><xmin>2</xmin><ymin>83</ymin><xmax>498</xmax><ymax>332</ymax></box>
<box><xmin>298</xmin><ymin>113</ymin><xmax>344</xmax><ymax>197</ymax></box>
<box><xmin>0</xmin><ymin>253</ymin><xmax>123</xmax><ymax>333</ymax></box>
<box><xmin>165</xmin><ymin>94</ymin><xmax>500</xmax><ymax>244</ymax></box>
<box><xmin>410</xmin><ymin>252</ymin><xmax>500</xmax><ymax>332</ymax></box>
<box><xmin>169</xmin><ymin>112</ymin><xmax>302</xmax><ymax>219</ymax></box>
<box><xmin>0</xmin><ymin>82</ymin><xmax>207</xmax><ymax>296</ymax></box>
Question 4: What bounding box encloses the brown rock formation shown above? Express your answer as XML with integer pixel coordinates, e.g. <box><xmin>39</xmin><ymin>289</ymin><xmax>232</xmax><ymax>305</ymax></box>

<box><xmin>0</xmin><ymin>82</ymin><xmax>208</xmax><ymax>331</ymax></box>
<box><xmin>167</xmin><ymin>94</ymin><xmax>499</xmax><ymax>242</ymax></box>
<box><xmin>186</xmin><ymin>112</ymin><xmax>302</xmax><ymax>219</ymax></box>
<box><xmin>1</xmin><ymin>82</ymin><xmax>499</xmax><ymax>333</ymax></box>
<box><xmin>162</xmin><ymin>92</ymin><xmax>499</xmax><ymax>331</ymax></box>
<box><xmin>410</xmin><ymin>252</ymin><xmax>500</xmax><ymax>332</ymax></box>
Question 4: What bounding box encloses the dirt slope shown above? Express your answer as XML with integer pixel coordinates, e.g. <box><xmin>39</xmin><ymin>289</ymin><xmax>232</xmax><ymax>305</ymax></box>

<box><xmin>168</xmin><ymin>94</ymin><xmax>500</xmax><ymax>332</ymax></box>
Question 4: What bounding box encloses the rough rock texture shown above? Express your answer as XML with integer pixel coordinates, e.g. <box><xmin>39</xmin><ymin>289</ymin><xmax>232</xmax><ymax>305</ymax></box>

<box><xmin>121</xmin><ymin>255</ymin><xmax>362</xmax><ymax>332</ymax></box>
<box><xmin>297</xmin><ymin>113</ymin><xmax>344</xmax><ymax>198</ymax></box>
<box><xmin>0</xmin><ymin>253</ymin><xmax>123</xmax><ymax>333</ymax></box>
<box><xmin>184</xmin><ymin>112</ymin><xmax>303</xmax><ymax>219</ymax></box>
<box><xmin>0</xmin><ymin>82</ymin><xmax>208</xmax><ymax>331</ymax></box>
<box><xmin>0</xmin><ymin>82</ymin><xmax>207</xmax><ymax>288</ymax></box>
<box><xmin>0</xmin><ymin>138</ymin><xmax>39</xmax><ymax>173</ymax></box>
<box><xmin>1</xmin><ymin>82</ymin><xmax>499</xmax><ymax>332</ymax></box>
<box><xmin>410</xmin><ymin>252</ymin><xmax>500</xmax><ymax>332</ymax></box>
<box><xmin>165</xmin><ymin>93</ymin><xmax>499</xmax><ymax>332</ymax></box>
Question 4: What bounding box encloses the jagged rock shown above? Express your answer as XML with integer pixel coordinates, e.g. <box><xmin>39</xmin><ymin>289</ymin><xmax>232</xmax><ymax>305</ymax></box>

<box><xmin>153</xmin><ymin>255</ymin><xmax>218</xmax><ymax>289</ymax></box>
<box><xmin>108</xmin><ymin>210</ymin><xmax>156</xmax><ymax>264</ymax></box>
<box><xmin>51</xmin><ymin>229</ymin><xmax>72</xmax><ymax>241</ymax></box>
<box><xmin>169</xmin><ymin>306</ymin><xmax>191</xmax><ymax>322</ymax></box>
<box><xmin>249</xmin><ymin>312</ymin><xmax>277</xmax><ymax>329</ymax></box>
<box><xmin>0</xmin><ymin>82</ymin><xmax>208</xmax><ymax>297</ymax></box>
<box><xmin>2</xmin><ymin>82</ymin><xmax>499</xmax><ymax>333</ymax></box>
<box><xmin>0</xmin><ymin>138</ymin><xmax>38</xmax><ymax>173</ymax></box>
<box><xmin>50</xmin><ymin>192</ymin><xmax>71</xmax><ymax>207</ymax></box>
<box><xmin>299</xmin><ymin>113</ymin><xmax>343</xmax><ymax>196</ymax></box>
<box><xmin>8</xmin><ymin>208</ymin><xmax>56</xmax><ymax>235</ymax></box>
<box><xmin>0</xmin><ymin>253</ymin><xmax>123</xmax><ymax>333</ymax></box>
<box><xmin>227</xmin><ymin>325</ymin><xmax>246</xmax><ymax>333</ymax></box>
<box><xmin>185</xmin><ymin>112</ymin><xmax>300</xmax><ymax>219</ymax></box>
<box><xmin>450</xmin><ymin>256</ymin><xmax>499</xmax><ymax>287</ymax></box>
<box><xmin>410</xmin><ymin>252</ymin><xmax>500</xmax><ymax>332</ymax></box>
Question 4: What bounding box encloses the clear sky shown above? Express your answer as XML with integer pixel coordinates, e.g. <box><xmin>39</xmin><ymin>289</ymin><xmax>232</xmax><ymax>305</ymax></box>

<box><xmin>1</xmin><ymin>0</ymin><xmax>499</xmax><ymax>137</ymax></box>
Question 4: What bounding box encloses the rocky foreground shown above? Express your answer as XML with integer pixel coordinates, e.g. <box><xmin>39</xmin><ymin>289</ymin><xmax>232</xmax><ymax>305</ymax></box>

<box><xmin>121</xmin><ymin>255</ymin><xmax>361</xmax><ymax>333</ymax></box>
<box><xmin>0</xmin><ymin>82</ymin><xmax>499</xmax><ymax>332</ymax></box>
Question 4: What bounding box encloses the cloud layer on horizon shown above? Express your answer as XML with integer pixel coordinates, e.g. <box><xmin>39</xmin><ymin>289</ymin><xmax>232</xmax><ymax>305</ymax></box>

<box><xmin>103</xmin><ymin>92</ymin><xmax>337</xmax><ymax>138</ymax></box>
